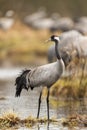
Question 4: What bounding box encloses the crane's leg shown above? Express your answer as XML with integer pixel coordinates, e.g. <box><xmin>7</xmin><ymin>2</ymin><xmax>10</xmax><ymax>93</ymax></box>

<box><xmin>47</xmin><ymin>88</ymin><xmax>50</xmax><ymax>121</ymax></box>
<box><xmin>37</xmin><ymin>91</ymin><xmax>42</xmax><ymax>119</ymax></box>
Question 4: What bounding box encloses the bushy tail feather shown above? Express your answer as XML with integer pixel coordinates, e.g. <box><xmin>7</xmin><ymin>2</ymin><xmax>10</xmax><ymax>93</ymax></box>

<box><xmin>15</xmin><ymin>69</ymin><xmax>31</xmax><ymax>97</ymax></box>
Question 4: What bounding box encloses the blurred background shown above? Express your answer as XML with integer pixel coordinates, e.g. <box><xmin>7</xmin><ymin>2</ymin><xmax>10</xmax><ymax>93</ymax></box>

<box><xmin>0</xmin><ymin>0</ymin><xmax>87</xmax><ymax>129</ymax></box>
<box><xmin>0</xmin><ymin>0</ymin><xmax>87</xmax><ymax>67</ymax></box>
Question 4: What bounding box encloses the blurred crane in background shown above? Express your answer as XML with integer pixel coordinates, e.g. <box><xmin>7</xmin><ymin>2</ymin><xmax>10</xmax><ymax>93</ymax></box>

<box><xmin>74</xmin><ymin>16</ymin><xmax>87</xmax><ymax>35</ymax></box>
<box><xmin>24</xmin><ymin>8</ymin><xmax>47</xmax><ymax>28</ymax></box>
<box><xmin>48</xmin><ymin>30</ymin><xmax>82</xmax><ymax>63</ymax></box>
<box><xmin>0</xmin><ymin>10</ymin><xmax>15</xmax><ymax>31</ymax></box>
<box><xmin>50</xmin><ymin>17</ymin><xmax>74</xmax><ymax>32</ymax></box>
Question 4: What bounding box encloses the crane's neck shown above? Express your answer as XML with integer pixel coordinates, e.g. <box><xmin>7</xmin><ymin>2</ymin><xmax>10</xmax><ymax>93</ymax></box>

<box><xmin>55</xmin><ymin>40</ymin><xmax>61</xmax><ymax>60</ymax></box>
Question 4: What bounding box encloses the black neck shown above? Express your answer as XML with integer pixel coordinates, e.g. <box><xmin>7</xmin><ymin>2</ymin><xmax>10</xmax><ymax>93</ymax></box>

<box><xmin>55</xmin><ymin>40</ymin><xmax>61</xmax><ymax>60</ymax></box>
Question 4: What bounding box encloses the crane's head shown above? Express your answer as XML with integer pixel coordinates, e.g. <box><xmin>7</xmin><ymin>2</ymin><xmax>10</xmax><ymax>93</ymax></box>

<box><xmin>45</xmin><ymin>35</ymin><xmax>60</xmax><ymax>43</ymax></box>
<box><xmin>51</xmin><ymin>35</ymin><xmax>60</xmax><ymax>42</ymax></box>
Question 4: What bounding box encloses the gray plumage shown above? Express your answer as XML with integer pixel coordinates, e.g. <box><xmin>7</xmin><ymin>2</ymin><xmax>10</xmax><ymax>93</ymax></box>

<box><xmin>27</xmin><ymin>59</ymin><xmax>64</xmax><ymax>88</ymax></box>
<box><xmin>15</xmin><ymin>35</ymin><xmax>65</xmax><ymax>120</ymax></box>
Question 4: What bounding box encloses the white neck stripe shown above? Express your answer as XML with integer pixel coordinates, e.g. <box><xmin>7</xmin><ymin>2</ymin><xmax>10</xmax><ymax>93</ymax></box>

<box><xmin>54</xmin><ymin>37</ymin><xmax>60</xmax><ymax>41</ymax></box>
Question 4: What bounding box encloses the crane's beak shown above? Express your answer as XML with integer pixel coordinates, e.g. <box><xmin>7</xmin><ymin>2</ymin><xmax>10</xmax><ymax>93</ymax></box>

<box><xmin>44</xmin><ymin>38</ymin><xmax>51</xmax><ymax>43</ymax></box>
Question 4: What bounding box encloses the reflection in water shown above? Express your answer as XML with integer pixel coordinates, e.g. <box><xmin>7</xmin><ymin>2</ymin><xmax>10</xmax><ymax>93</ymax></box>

<box><xmin>0</xmin><ymin>79</ymin><xmax>87</xmax><ymax>130</ymax></box>
<box><xmin>37</xmin><ymin>123</ymin><xmax>59</xmax><ymax>130</ymax></box>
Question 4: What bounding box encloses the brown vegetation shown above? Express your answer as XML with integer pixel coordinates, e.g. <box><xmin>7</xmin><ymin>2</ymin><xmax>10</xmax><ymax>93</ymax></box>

<box><xmin>63</xmin><ymin>114</ymin><xmax>87</xmax><ymax>127</ymax></box>
<box><xmin>0</xmin><ymin>111</ymin><xmax>87</xmax><ymax>129</ymax></box>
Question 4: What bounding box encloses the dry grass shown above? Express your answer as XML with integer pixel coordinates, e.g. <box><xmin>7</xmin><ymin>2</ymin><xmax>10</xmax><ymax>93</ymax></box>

<box><xmin>0</xmin><ymin>110</ymin><xmax>58</xmax><ymax>129</ymax></box>
<box><xmin>0</xmin><ymin>110</ymin><xmax>20</xmax><ymax>129</ymax></box>
<box><xmin>0</xmin><ymin>110</ymin><xmax>87</xmax><ymax>129</ymax></box>
<box><xmin>62</xmin><ymin>114</ymin><xmax>87</xmax><ymax>127</ymax></box>
<box><xmin>23</xmin><ymin>116</ymin><xmax>58</xmax><ymax>128</ymax></box>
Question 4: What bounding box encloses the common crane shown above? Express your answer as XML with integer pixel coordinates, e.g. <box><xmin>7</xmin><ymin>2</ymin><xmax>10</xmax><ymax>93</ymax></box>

<box><xmin>15</xmin><ymin>35</ymin><xmax>65</xmax><ymax>121</ymax></box>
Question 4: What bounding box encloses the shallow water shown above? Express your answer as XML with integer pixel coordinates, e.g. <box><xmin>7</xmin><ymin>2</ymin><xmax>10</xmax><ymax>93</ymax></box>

<box><xmin>0</xmin><ymin>68</ymin><xmax>87</xmax><ymax>130</ymax></box>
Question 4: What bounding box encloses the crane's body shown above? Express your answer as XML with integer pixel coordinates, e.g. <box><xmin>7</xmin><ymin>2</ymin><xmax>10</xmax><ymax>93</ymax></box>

<box><xmin>15</xmin><ymin>35</ymin><xmax>65</xmax><ymax>121</ymax></box>
<box><xmin>27</xmin><ymin>59</ymin><xmax>64</xmax><ymax>88</ymax></box>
